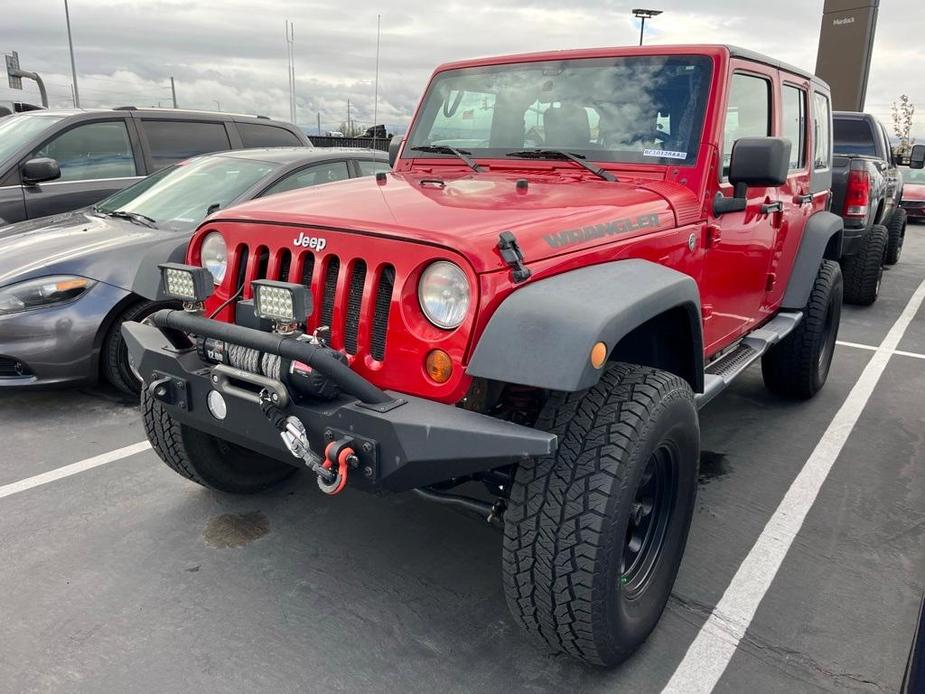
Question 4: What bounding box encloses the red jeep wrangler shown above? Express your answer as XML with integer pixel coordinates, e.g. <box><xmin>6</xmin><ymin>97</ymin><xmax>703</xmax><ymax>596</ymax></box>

<box><xmin>125</xmin><ymin>45</ymin><xmax>844</xmax><ymax>666</ymax></box>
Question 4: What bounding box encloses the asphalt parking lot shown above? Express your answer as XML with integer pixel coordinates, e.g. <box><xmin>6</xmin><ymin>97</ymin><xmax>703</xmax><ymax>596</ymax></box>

<box><xmin>2</xmin><ymin>231</ymin><xmax>924</xmax><ymax>694</ymax></box>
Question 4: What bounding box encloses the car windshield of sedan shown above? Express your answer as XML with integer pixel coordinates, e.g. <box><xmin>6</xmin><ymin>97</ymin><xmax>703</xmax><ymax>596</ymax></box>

<box><xmin>0</xmin><ymin>113</ymin><xmax>66</xmax><ymax>167</ymax></box>
<box><xmin>405</xmin><ymin>55</ymin><xmax>712</xmax><ymax>167</ymax></box>
<box><xmin>94</xmin><ymin>155</ymin><xmax>279</xmax><ymax>231</ymax></box>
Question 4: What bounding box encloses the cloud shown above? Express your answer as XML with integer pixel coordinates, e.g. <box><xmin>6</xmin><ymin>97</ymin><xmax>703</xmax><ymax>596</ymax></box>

<box><xmin>1</xmin><ymin>0</ymin><xmax>922</xmax><ymax>137</ymax></box>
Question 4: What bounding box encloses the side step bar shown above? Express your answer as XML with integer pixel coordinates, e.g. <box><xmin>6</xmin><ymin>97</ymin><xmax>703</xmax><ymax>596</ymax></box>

<box><xmin>695</xmin><ymin>311</ymin><xmax>802</xmax><ymax>409</ymax></box>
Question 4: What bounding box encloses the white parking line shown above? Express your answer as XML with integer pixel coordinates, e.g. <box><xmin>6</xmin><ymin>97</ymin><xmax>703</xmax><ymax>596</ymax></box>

<box><xmin>838</xmin><ymin>339</ymin><xmax>925</xmax><ymax>361</ymax></box>
<box><xmin>664</xmin><ymin>277</ymin><xmax>925</xmax><ymax>694</ymax></box>
<box><xmin>0</xmin><ymin>441</ymin><xmax>151</xmax><ymax>500</ymax></box>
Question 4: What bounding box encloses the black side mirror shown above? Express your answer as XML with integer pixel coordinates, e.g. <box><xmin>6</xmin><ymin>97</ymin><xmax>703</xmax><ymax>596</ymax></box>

<box><xmin>21</xmin><ymin>157</ymin><xmax>61</xmax><ymax>184</ymax></box>
<box><xmin>388</xmin><ymin>136</ymin><xmax>403</xmax><ymax>168</ymax></box>
<box><xmin>714</xmin><ymin>137</ymin><xmax>791</xmax><ymax>215</ymax></box>
<box><xmin>910</xmin><ymin>144</ymin><xmax>925</xmax><ymax>170</ymax></box>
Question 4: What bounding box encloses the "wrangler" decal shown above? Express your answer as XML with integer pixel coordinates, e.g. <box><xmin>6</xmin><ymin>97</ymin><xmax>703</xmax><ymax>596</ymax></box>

<box><xmin>543</xmin><ymin>213</ymin><xmax>662</xmax><ymax>249</ymax></box>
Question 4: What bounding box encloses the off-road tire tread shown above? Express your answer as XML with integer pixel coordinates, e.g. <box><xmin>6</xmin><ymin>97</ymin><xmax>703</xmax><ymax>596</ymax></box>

<box><xmin>142</xmin><ymin>386</ymin><xmax>208</xmax><ymax>486</ymax></box>
<box><xmin>762</xmin><ymin>260</ymin><xmax>841</xmax><ymax>399</ymax></box>
<box><xmin>141</xmin><ymin>387</ymin><xmax>294</xmax><ymax>493</ymax></box>
<box><xmin>842</xmin><ymin>225</ymin><xmax>887</xmax><ymax>305</ymax></box>
<box><xmin>885</xmin><ymin>208</ymin><xmax>906</xmax><ymax>265</ymax></box>
<box><xmin>502</xmin><ymin>363</ymin><xmax>694</xmax><ymax>666</ymax></box>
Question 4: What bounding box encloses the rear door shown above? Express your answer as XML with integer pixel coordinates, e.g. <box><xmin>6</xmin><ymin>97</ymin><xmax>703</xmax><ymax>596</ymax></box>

<box><xmin>22</xmin><ymin>117</ymin><xmax>144</xmax><ymax>219</ymax></box>
<box><xmin>701</xmin><ymin>64</ymin><xmax>782</xmax><ymax>354</ymax></box>
<box><xmin>137</xmin><ymin>118</ymin><xmax>232</xmax><ymax>171</ymax></box>
<box><xmin>236</xmin><ymin>122</ymin><xmax>306</xmax><ymax>148</ymax></box>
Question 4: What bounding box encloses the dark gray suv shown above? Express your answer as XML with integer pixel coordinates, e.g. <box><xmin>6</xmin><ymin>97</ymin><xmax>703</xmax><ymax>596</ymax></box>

<box><xmin>0</xmin><ymin>108</ymin><xmax>309</xmax><ymax>224</ymax></box>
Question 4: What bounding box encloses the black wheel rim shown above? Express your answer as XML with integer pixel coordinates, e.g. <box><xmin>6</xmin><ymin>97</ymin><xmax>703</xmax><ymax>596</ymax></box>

<box><xmin>817</xmin><ymin>294</ymin><xmax>839</xmax><ymax>375</ymax></box>
<box><xmin>620</xmin><ymin>444</ymin><xmax>677</xmax><ymax>599</ymax></box>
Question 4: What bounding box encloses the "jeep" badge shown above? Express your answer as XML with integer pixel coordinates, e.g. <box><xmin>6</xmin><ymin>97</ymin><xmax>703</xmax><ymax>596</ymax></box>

<box><xmin>293</xmin><ymin>232</ymin><xmax>327</xmax><ymax>251</ymax></box>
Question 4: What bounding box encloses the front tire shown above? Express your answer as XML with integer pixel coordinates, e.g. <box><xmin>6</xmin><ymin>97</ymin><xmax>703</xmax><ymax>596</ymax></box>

<box><xmin>885</xmin><ymin>208</ymin><xmax>907</xmax><ymax>265</ymax></box>
<box><xmin>102</xmin><ymin>300</ymin><xmax>177</xmax><ymax>395</ymax></box>
<box><xmin>502</xmin><ymin>364</ymin><xmax>699</xmax><ymax>666</ymax></box>
<box><xmin>841</xmin><ymin>225</ymin><xmax>887</xmax><ymax>306</ymax></box>
<box><xmin>762</xmin><ymin>260</ymin><xmax>842</xmax><ymax>399</ymax></box>
<box><xmin>141</xmin><ymin>387</ymin><xmax>297</xmax><ymax>493</ymax></box>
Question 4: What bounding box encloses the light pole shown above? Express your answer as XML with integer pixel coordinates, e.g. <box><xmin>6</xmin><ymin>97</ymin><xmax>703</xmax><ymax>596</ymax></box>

<box><xmin>64</xmin><ymin>0</ymin><xmax>80</xmax><ymax>107</ymax></box>
<box><xmin>632</xmin><ymin>8</ymin><xmax>663</xmax><ymax>46</ymax></box>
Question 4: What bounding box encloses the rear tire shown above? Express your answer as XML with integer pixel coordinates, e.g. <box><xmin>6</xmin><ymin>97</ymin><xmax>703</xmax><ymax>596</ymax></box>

<box><xmin>503</xmin><ymin>363</ymin><xmax>699</xmax><ymax>666</ymax></box>
<box><xmin>102</xmin><ymin>300</ymin><xmax>176</xmax><ymax>395</ymax></box>
<box><xmin>842</xmin><ymin>225</ymin><xmax>887</xmax><ymax>306</ymax></box>
<box><xmin>885</xmin><ymin>208</ymin><xmax>907</xmax><ymax>265</ymax></box>
<box><xmin>762</xmin><ymin>260</ymin><xmax>842</xmax><ymax>399</ymax></box>
<box><xmin>141</xmin><ymin>387</ymin><xmax>297</xmax><ymax>493</ymax></box>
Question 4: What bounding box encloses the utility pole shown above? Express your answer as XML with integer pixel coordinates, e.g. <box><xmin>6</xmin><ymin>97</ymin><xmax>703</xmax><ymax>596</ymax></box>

<box><xmin>64</xmin><ymin>0</ymin><xmax>80</xmax><ymax>107</ymax></box>
<box><xmin>346</xmin><ymin>99</ymin><xmax>351</xmax><ymax>135</ymax></box>
<box><xmin>285</xmin><ymin>20</ymin><xmax>296</xmax><ymax>123</ymax></box>
<box><xmin>317</xmin><ymin>112</ymin><xmax>321</xmax><ymax>136</ymax></box>
<box><xmin>632</xmin><ymin>8</ymin><xmax>663</xmax><ymax>46</ymax></box>
<box><xmin>170</xmin><ymin>76</ymin><xmax>177</xmax><ymax>108</ymax></box>
<box><xmin>373</xmin><ymin>14</ymin><xmax>381</xmax><ymax>147</ymax></box>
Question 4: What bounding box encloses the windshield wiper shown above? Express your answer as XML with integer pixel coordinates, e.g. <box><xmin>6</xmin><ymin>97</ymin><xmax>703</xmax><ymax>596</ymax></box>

<box><xmin>506</xmin><ymin>149</ymin><xmax>617</xmax><ymax>182</ymax></box>
<box><xmin>101</xmin><ymin>209</ymin><xmax>158</xmax><ymax>228</ymax></box>
<box><xmin>409</xmin><ymin>145</ymin><xmax>483</xmax><ymax>172</ymax></box>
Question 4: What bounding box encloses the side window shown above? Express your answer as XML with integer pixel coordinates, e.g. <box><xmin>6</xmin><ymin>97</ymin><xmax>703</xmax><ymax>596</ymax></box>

<box><xmin>33</xmin><ymin>120</ymin><xmax>135</xmax><ymax>182</ymax></box>
<box><xmin>357</xmin><ymin>160</ymin><xmax>390</xmax><ymax>176</ymax></box>
<box><xmin>812</xmin><ymin>92</ymin><xmax>831</xmax><ymax>170</ymax></box>
<box><xmin>141</xmin><ymin>120</ymin><xmax>231</xmax><ymax>170</ymax></box>
<box><xmin>262</xmin><ymin>161</ymin><xmax>350</xmax><ymax>196</ymax></box>
<box><xmin>238</xmin><ymin>123</ymin><xmax>303</xmax><ymax>148</ymax></box>
<box><xmin>722</xmin><ymin>73</ymin><xmax>771</xmax><ymax>178</ymax></box>
<box><xmin>782</xmin><ymin>85</ymin><xmax>807</xmax><ymax>170</ymax></box>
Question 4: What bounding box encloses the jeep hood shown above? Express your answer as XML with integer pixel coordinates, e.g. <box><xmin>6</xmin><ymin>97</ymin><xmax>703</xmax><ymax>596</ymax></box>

<box><xmin>214</xmin><ymin>171</ymin><xmax>690</xmax><ymax>273</ymax></box>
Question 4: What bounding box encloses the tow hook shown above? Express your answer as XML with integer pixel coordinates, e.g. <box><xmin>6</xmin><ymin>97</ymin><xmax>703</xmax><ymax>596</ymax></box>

<box><xmin>258</xmin><ymin>391</ymin><xmax>348</xmax><ymax>494</ymax></box>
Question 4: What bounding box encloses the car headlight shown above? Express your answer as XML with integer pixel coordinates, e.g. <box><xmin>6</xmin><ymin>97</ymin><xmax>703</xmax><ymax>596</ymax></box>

<box><xmin>200</xmin><ymin>232</ymin><xmax>227</xmax><ymax>285</ymax></box>
<box><xmin>418</xmin><ymin>261</ymin><xmax>470</xmax><ymax>329</ymax></box>
<box><xmin>0</xmin><ymin>275</ymin><xmax>96</xmax><ymax>316</ymax></box>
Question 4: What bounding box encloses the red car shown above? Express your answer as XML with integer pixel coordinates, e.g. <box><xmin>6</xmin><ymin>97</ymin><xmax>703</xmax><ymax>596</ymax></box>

<box><xmin>125</xmin><ymin>45</ymin><xmax>852</xmax><ymax>666</ymax></box>
<box><xmin>902</xmin><ymin>166</ymin><xmax>925</xmax><ymax>221</ymax></box>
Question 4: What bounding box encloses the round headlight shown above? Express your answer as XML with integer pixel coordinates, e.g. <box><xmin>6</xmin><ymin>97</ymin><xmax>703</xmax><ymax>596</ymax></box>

<box><xmin>418</xmin><ymin>261</ymin><xmax>470</xmax><ymax>329</ymax></box>
<box><xmin>200</xmin><ymin>232</ymin><xmax>227</xmax><ymax>285</ymax></box>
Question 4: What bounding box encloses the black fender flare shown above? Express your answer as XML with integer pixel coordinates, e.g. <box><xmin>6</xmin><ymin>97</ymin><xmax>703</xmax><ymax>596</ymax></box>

<box><xmin>466</xmin><ymin>259</ymin><xmax>703</xmax><ymax>393</ymax></box>
<box><xmin>781</xmin><ymin>211</ymin><xmax>844</xmax><ymax>309</ymax></box>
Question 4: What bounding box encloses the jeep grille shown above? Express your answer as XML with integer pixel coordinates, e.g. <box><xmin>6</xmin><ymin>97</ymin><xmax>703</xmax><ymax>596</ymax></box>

<box><xmin>238</xmin><ymin>244</ymin><xmax>395</xmax><ymax>360</ymax></box>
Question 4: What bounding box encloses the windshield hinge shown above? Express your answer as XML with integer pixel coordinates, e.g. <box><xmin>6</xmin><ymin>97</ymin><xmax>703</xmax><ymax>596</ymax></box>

<box><xmin>497</xmin><ymin>231</ymin><xmax>531</xmax><ymax>284</ymax></box>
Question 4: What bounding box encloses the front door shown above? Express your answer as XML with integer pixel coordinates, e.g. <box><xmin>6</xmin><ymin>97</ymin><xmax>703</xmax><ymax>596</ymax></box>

<box><xmin>22</xmin><ymin>119</ymin><xmax>143</xmax><ymax>219</ymax></box>
<box><xmin>701</xmin><ymin>66</ymin><xmax>781</xmax><ymax>355</ymax></box>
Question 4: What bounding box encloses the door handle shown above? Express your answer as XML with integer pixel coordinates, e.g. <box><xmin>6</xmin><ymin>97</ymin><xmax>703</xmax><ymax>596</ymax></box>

<box><xmin>794</xmin><ymin>193</ymin><xmax>813</xmax><ymax>206</ymax></box>
<box><xmin>761</xmin><ymin>201</ymin><xmax>783</xmax><ymax>215</ymax></box>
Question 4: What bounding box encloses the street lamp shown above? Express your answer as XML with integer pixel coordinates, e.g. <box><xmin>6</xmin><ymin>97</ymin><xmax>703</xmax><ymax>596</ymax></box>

<box><xmin>632</xmin><ymin>8</ymin><xmax>663</xmax><ymax>46</ymax></box>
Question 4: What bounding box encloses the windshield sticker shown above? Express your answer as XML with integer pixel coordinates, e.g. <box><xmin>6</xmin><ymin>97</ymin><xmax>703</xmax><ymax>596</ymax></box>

<box><xmin>544</xmin><ymin>213</ymin><xmax>662</xmax><ymax>250</ymax></box>
<box><xmin>643</xmin><ymin>148</ymin><xmax>687</xmax><ymax>160</ymax></box>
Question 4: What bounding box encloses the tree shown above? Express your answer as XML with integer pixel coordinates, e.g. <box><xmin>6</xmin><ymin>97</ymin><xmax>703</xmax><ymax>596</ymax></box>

<box><xmin>337</xmin><ymin>120</ymin><xmax>367</xmax><ymax>137</ymax></box>
<box><xmin>891</xmin><ymin>94</ymin><xmax>916</xmax><ymax>158</ymax></box>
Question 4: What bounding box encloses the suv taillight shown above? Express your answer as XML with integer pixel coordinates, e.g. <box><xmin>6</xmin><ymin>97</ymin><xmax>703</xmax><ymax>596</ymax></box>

<box><xmin>843</xmin><ymin>168</ymin><xmax>870</xmax><ymax>218</ymax></box>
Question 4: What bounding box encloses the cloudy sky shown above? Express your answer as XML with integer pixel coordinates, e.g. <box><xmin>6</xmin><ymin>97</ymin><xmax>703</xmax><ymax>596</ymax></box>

<box><xmin>1</xmin><ymin>0</ymin><xmax>922</xmax><ymax>136</ymax></box>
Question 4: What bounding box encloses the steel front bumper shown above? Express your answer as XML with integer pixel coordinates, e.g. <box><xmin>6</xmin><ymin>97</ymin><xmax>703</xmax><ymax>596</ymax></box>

<box><xmin>122</xmin><ymin>314</ymin><xmax>556</xmax><ymax>492</ymax></box>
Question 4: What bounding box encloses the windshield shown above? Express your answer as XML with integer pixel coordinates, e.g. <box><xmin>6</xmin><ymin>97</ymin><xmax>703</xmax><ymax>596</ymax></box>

<box><xmin>406</xmin><ymin>55</ymin><xmax>712</xmax><ymax>167</ymax></box>
<box><xmin>0</xmin><ymin>113</ymin><xmax>65</xmax><ymax>166</ymax></box>
<box><xmin>95</xmin><ymin>155</ymin><xmax>279</xmax><ymax>231</ymax></box>
<box><xmin>904</xmin><ymin>168</ymin><xmax>925</xmax><ymax>185</ymax></box>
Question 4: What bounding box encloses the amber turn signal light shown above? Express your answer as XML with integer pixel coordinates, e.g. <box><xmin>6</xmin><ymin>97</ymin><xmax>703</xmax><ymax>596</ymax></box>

<box><xmin>425</xmin><ymin>349</ymin><xmax>453</xmax><ymax>383</ymax></box>
<box><xmin>590</xmin><ymin>342</ymin><xmax>607</xmax><ymax>369</ymax></box>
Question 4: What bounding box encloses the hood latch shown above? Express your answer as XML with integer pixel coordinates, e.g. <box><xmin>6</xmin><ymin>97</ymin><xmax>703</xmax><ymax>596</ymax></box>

<box><xmin>497</xmin><ymin>231</ymin><xmax>531</xmax><ymax>284</ymax></box>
